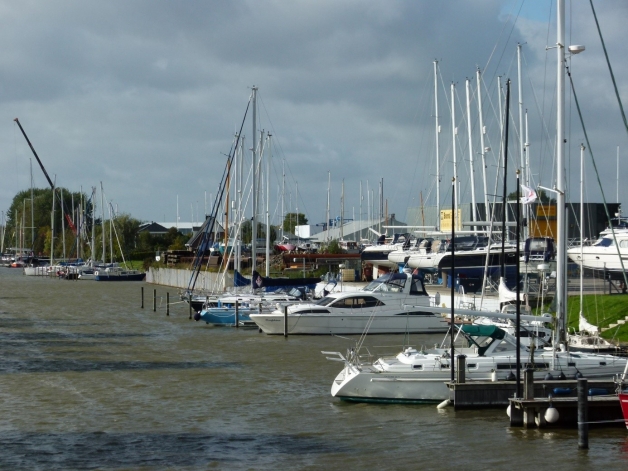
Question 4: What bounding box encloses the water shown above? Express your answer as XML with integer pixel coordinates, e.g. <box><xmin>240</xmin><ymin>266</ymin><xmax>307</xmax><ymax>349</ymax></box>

<box><xmin>1</xmin><ymin>268</ymin><xmax>627</xmax><ymax>470</ymax></box>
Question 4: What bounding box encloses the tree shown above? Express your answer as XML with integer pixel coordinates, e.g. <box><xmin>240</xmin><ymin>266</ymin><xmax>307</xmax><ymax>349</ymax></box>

<box><xmin>241</xmin><ymin>221</ymin><xmax>277</xmax><ymax>244</ymax></box>
<box><xmin>282</xmin><ymin>212</ymin><xmax>308</xmax><ymax>235</ymax></box>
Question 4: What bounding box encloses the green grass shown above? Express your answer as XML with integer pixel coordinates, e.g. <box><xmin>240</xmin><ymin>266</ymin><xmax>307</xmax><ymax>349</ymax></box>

<box><xmin>566</xmin><ymin>294</ymin><xmax>628</xmax><ymax>342</ymax></box>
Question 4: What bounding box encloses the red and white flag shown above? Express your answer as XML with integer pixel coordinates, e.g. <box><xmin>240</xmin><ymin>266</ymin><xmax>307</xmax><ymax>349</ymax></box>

<box><xmin>520</xmin><ymin>185</ymin><xmax>537</xmax><ymax>204</ymax></box>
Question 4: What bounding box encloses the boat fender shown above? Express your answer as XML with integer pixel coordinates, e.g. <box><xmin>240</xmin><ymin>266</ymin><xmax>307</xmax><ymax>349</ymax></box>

<box><xmin>552</xmin><ymin>388</ymin><xmax>572</xmax><ymax>395</ymax></box>
<box><xmin>574</xmin><ymin>371</ymin><xmax>583</xmax><ymax>379</ymax></box>
<box><xmin>544</xmin><ymin>405</ymin><xmax>559</xmax><ymax>423</ymax></box>
<box><xmin>193</xmin><ymin>312</ymin><xmax>201</xmax><ymax>322</ymax></box>
<box><xmin>506</xmin><ymin>404</ymin><xmax>511</xmax><ymax>418</ymax></box>
<box><xmin>436</xmin><ymin>399</ymin><xmax>451</xmax><ymax>409</ymax></box>
<box><xmin>588</xmin><ymin>388</ymin><xmax>608</xmax><ymax>396</ymax></box>
<box><xmin>506</xmin><ymin>372</ymin><xmax>516</xmax><ymax>381</ymax></box>
<box><xmin>558</xmin><ymin>372</ymin><xmax>566</xmax><ymax>380</ymax></box>
<box><xmin>544</xmin><ymin>373</ymin><xmax>554</xmax><ymax>381</ymax></box>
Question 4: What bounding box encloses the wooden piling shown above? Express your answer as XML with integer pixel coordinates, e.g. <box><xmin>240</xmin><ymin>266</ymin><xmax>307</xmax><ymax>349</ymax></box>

<box><xmin>141</xmin><ymin>287</ymin><xmax>144</xmax><ymax>309</ymax></box>
<box><xmin>153</xmin><ymin>289</ymin><xmax>156</xmax><ymax>312</ymax></box>
<box><xmin>456</xmin><ymin>355</ymin><xmax>466</xmax><ymax>383</ymax></box>
<box><xmin>166</xmin><ymin>292</ymin><xmax>169</xmax><ymax>316</ymax></box>
<box><xmin>578</xmin><ymin>378</ymin><xmax>588</xmax><ymax>449</ymax></box>
<box><xmin>234</xmin><ymin>300</ymin><xmax>239</xmax><ymax>328</ymax></box>
<box><xmin>524</xmin><ymin>368</ymin><xmax>534</xmax><ymax>400</ymax></box>
<box><xmin>188</xmin><ymin>296</ymin><xmax>192</xmax><ymax>320</ymax></box>
<box><xmin>283</xmin><ymin>305</ymin><xmax>288</xmax><ymax>338</ymax></box>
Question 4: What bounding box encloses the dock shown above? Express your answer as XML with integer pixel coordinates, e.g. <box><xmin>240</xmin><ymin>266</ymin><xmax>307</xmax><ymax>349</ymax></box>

<box><xmin>447</xmin><ymin>368</ymin><xmax>624</xmax><ymax>431</ymax></box>
<box><xmin>447</xmin><ymin>379</ymin><xmax>617</xmax><ymax>409</ymax></box>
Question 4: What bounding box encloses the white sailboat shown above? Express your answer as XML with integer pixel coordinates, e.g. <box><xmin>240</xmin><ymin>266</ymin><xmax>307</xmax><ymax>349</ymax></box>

<box><xmin>324</xmin><ymin>0</ymin><xmax>628</xmax><ymax>404</ymax></box>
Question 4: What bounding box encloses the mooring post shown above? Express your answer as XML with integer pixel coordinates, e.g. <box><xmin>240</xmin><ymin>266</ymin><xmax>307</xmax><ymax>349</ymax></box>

<box><xmin>456</xmin><ymin>355</ymin><xmax>466</xmax><ymax>383</ymax></box>
<box><xmin>235</xmin><ymin>300</ymin><xmax>239</xmax><ymax>328</ymax></box>
<box><xmin>188</xmin><ymin>296</ymin><xmax>192</xmax><ymax>320</ymax></box>
<box><xmin>153</xmin><ymin>289</ymin><xmax>156</xmax><ymax>312</ymax></box>
<box><xmin>141</xmin><ymin>287</ymin><xmax>144</xmax><ymax>309</ymax></box>
<box><xmin>578</xmin><ymin>378</ymin><xmax>588</xmax><ymax>449</ymax></box>
<box><xmin>283</xmin><ymin>305</ymin><xmax>288</xmax><ymax>338</ymax></box>
<box><xmin>166</xmin><ymin>292</ymin><xmax>170</xmax><ymax>316</ymax></box>
<box><xmin>524</xmin><ymin>368</ymin><xmax>534</xmax><ymax>400</ymax></box>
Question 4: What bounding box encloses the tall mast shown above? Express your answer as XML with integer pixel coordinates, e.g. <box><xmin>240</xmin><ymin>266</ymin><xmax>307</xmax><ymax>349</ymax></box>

<box><xmin>61</xmin><ymin>188</ymin><xmax>66</xmax><ymax>260</ymax></box>
<box><xmin>100</xmin><ymin>182</ymin><xmax>105</xmax><ymax>263</ymax></box>
<box><xmin>451</xmin><ymin>83</ymin><xmax>458</xmax><ymax>216</ymax></box>
<box><xmin>265</xmin><ymin>133</ymin><xmax>271</xmax><ymax>276</ymax></box>
<box><xmin>282</xmin><ymin>159</ymin><xmax>285</xmax><ymax>243</ymax></box>
<box><xmin>579</xmin><ymin>144</ymin><xmax>585</xmax><ymax>325</ymax></box>
<box><xmin>251</xmin><ymin>86</ymin><xmax>258</xmax><ymax>273</ymax></box>
<box><xmin>556</xmin><ymin>0</ymin><xmax>567</xmax><ymax>343</ymax></box>
<box><xmin>477</xmin><ymin>68</ymin><xmax>489</xmax><ymax>219</ymax></box>
<box><xmin>30</xmin><ymin>159</ymin><xmax>34</xmax><ymax>248</ymax></box>
<box><xmin>326</xmin><ymin>171</ymin><xmax>330</xmax><ymax>242</ymax></box>
<box><xmin>91</xmin><ymin>187</ymin><xmax>96</xmax><ymax>261</ymax></box>
<box><xmin>466</xmin><ymin>78</ymin><xmax>477</xmax><ymax>231</ymax></box>
<box><xmin>340</xmin><ymin>179</ymin><xmax>344</xmax><ymax>240</ymax></box>
<box><xmin>434</xmin><ymin>61</ymin><xmax>441</xmax><ymax>229</ymax></box>
<box><xmin>517</xmin><ymin>43</ymin><xmax>528</xmax><ymax>239</ymax></box>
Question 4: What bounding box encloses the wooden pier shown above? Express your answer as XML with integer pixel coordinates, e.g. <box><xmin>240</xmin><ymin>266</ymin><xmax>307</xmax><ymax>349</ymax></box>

<box><xmin>447</xmin><ymin>379</ymin><xmax>617</xmax><ymax>410</ymax></box>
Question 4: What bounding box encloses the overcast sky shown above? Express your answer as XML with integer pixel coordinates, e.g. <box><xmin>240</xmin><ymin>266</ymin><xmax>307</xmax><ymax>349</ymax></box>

<box><xmin>1</xmin><ymin>0</ymin><xmax>626</xmax><ymax>230</ymax></box>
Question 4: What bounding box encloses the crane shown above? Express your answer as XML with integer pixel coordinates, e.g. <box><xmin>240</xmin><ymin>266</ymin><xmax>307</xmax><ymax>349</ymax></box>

<box><xmin>13</xmin><ymin>118</ymin><xmax>78</xmax><ymax>235</ymax></box>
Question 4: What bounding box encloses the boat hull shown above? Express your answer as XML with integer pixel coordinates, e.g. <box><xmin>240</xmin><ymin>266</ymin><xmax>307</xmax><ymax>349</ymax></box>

<box><xmin>94</xmin><ymin>273</ymin><xmax>146</xmax><ymax>281</ymax></box>
<box><xmin>249</xmin><ymin>312</ymin><xmax>448</xmax><ymax>335</ymax></box>
<box><xmin>330</xmin><ymin>354</ymin><xmax>628</xmax><ymax>403</ymax></box>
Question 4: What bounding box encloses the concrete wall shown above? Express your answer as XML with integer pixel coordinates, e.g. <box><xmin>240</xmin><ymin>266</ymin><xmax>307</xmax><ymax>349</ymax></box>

<box><xmin>146</xmin><ymin>267</ymin><xmax>233</xmax><ymax>291</ymax></box>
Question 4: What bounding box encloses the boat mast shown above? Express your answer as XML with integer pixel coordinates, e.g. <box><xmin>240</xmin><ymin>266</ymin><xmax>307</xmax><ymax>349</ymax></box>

<box><xmin>517</xmin><ymin>43</ymin><xmax>528</xmax><ymax>240</ymax></box>
<box><xmin>100</xmin><ymin>182</ymin><xmax>105</xmax><ymax>263</ymax></box>
<box><xmin>61</xmin><ymin>188</ymin><xmax>66</xmax><ymax>261</ymax></box>
<box><xmin>340</xmin><ymin>179</ymin><xmax>344</xmax><ymax>240</ymax></box>
<box><xmin>466</xmin><ymin>78</ymin><xmax>477</xmax><ymax>232</ymax></box>
<box><xmin>434</xmin><ymin>60</ymin><xmax>441</xmax><ymax>230</ymax></box>
<box><xmin>500</xmin><ymin>80</ymin><xmax>511</xmax><ymax>280</ymax></box>
<box><xmin>30</xmin><ymin>159</ymin><xmax>34</xmax><ymax>248</ymax></box>
<box><xmin>556</xmin><ymin>0</ymin><xmax>567</xmax><ymax>344</ymax></box>
<box><xmin>451</xmin><ymin>83</ymin><xmax>458</xmax><ymax>217</ymax></box>
<box><xmin>265</xmin><ymin>133</ymin><xmax>271</xmax><ymax>276</ymax></box>
<box><xmin>251</xmin><ymin>86</ymin><xmax>258</xmax><ymax>275</ymax></box>
<box><xmin>91</xmin><ymin>187</ymin><xmax>96</xmax><ymax>262</ymax></box>
<box><xmin>326</xmin><ymin>172</ymin><xmax>330</xmax><ymax>242</ymax></box>
<box><xmin>477</xmin><ymin>68</ymin><xmax>489</xmax><ymax>221</ymax></box>
<box><xmin>579</xmin><ymin>144</ymin><xmax>585</xmax><ymax>325</ymax></box>
<box><xmin>51</xmin><ymin>180</ymin><xmax>56</xmax><ymax>266</ymax></box>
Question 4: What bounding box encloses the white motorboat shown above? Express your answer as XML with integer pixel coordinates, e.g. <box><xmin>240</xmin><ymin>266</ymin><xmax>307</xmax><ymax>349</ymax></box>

<box><xmin>567</xmin><ymin>232</ymin><xmax>628</xmax><ymax>272</ymax></box>
<box><xmin>249</xmin><ymin>271</ymin><xmax>448</xmax><ymax>335</ymax></box>
<box><xmin>325</xmin><ymin>324</ymin><xmax>627</xmax><ymax>403</ymax></box>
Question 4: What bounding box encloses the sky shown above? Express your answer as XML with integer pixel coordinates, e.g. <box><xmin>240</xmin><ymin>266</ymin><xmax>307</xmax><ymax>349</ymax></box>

<box><xmin>1</xmin><ymin>0</ymin><xmax>627</xmax><ymax>231</ymax></box>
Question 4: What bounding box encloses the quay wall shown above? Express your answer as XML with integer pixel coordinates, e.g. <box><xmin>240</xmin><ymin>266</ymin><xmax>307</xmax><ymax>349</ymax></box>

<box><xmin>146</xmin><ymin>267</ymin><xmax>233</xmax><ymax>291</ymax></box>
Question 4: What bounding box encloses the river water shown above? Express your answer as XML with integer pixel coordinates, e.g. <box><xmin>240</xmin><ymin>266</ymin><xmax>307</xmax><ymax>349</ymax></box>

<box><xmin>1</xmin><ymin>268</ymin><xmax>627</xmax><ymax>470</ymax></box>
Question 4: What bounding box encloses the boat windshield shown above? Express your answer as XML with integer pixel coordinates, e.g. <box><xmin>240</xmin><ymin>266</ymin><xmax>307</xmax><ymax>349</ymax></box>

<box><xmin>594</xmin><ymin>237</ymin><xmax>614</xmax><ymax>247</ymax></box>
<box><xmin>316</xmin><ymin>297</ymin><xmax>335</xmax><ymax>306</ymax></box>
<box><xmin>363</xmin><ymin>273</ymin><xmax>406</xmax><ymax>292</ymax></box>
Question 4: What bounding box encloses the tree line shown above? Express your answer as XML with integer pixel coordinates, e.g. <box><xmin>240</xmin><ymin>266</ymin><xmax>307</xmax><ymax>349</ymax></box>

<box><xmin>2</xmin><ymin>188</ymin><xmax>187</xmax><ymax>261</ymax></box>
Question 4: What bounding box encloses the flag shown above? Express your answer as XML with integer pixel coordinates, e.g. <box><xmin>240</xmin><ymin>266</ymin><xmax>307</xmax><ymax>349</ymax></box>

<box><xmin>520</xmin><ymin>185</ymin><xmax>537</xmax><ymax>204</ymax></box>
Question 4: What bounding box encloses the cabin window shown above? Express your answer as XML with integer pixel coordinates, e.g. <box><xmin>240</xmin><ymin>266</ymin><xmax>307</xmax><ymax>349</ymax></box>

<box><xmin>492</xmin><ymin>340</ymin><xmax>512</xmax><ymax>353</ymax></box>
<box><xmin>599</xmin><ymin>362</ymin><xmax>606</xmax><ymax>366</ymax></box>
<box><xmin>620</xmin><ymin>240</ymin><xmax>628</xmax><ymax>248</ymax></box>
<box><xmin>331</xmin><ymin>298</ymin><xmax>355</xmax><ymax>308</ymax></box>
<box><xmin>594</xmin><ymin>238</ymin><xmax>614</xmax><ymax>247</ymax></box>
<box><xmin>467</xmin><ymin>363</ymin><xmax>477</xmax><ymax>368</ymax></box>
<box><xmin>568</xmin><ymin>362</ymin><xmax>576</xmax><ymax>367</ymax></box>
<box><xmin>316</xmin><ymin>297</ymin><xmax>335</xmax><ymax>306</ymax></box>
<box><xmin>410</xmin><ymin>278</ymin><xmax>426</xmax><ymax>295</ymax></box>
<box><xmin>412</xmin><ymin>364</ymin><xmax>423</xmax><ymax>370</ymax></box>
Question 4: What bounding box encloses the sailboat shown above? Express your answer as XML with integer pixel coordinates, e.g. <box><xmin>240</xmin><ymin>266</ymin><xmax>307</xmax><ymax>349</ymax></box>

<box><xmin>324</xmin><ymin>1</ymin><xmax>628</xmax><ymax>403</ymax></box>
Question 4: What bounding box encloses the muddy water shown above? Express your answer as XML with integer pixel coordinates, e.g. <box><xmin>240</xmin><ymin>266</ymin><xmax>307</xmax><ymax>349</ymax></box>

<box><xmin>0</xmin><ymin>268</ymin><xmax>627</xmax><ymax>470</ymax></box>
